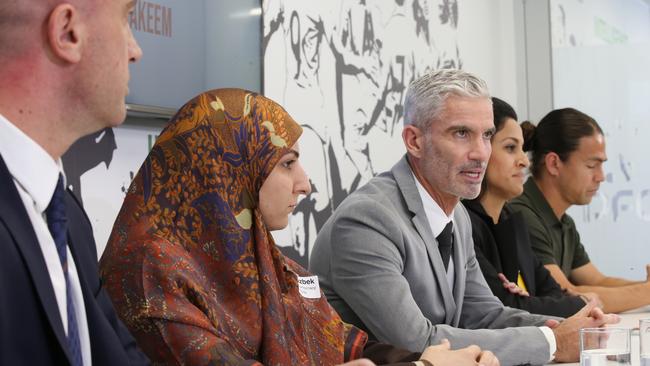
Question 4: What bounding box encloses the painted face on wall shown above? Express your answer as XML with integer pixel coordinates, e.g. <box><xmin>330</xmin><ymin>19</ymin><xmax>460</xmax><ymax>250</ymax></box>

<box><xmin>557</xmin><ymin>133</ymin><xmax>607</xmax><ymax>206</ymax></box>
<box><xmin>259</xmin><ymin>143</ymin><xmax>312</xmax><ymax>231</ymax></box>
<box><xmin>419</xmin><ymin>95</ymin><xmax>494</xmax><ymax>208</ymax></box>
<box><xmin>484</xmin><ymin>118</ymin><xmax>529</xmax><ymax>201</ymax></box>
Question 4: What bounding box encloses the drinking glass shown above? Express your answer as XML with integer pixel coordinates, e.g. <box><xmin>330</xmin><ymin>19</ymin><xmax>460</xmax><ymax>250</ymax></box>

<box><xmin>640</xmin><ymin>319</ymin><xmax>650</xmax><ymax>366</ymax></box>
<box><xmin>580</xmin><ymin>327</ymin><xmax>631</xmax><ymax>366</ymax></box>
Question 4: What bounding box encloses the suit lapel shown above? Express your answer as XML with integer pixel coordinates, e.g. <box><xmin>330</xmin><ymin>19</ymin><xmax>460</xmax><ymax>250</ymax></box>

<box><xmin>494</xmin><ymin>217</ymin><xmax>521</xmax><ymax>282</ymax></box>
<box><xmin>0</xmin><ymin>155</ymin><xmax>72</xmax><ymax>362</ymax></box>
<box><xmin>392</xmin><ymin>157</ymin><xmax>457</xmax><ymax>319</ymax></box>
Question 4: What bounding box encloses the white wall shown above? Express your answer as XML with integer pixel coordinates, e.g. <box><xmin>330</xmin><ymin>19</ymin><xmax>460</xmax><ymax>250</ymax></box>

<box><xmin>552</xmin><ymin>0</ymin><xmax>650</xmax><ymax>278</ymax></box>
<box><xmin>458</xmin><ymin>0</ymin><xmax>522</xmax><ymax>110</ymax></box>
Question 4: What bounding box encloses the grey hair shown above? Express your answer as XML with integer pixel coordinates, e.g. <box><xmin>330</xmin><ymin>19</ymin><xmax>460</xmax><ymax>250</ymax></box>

<box><xmin>403</xmin><ymin>69</ymin><xmax>490</xmax><ymax>130</ymax></box>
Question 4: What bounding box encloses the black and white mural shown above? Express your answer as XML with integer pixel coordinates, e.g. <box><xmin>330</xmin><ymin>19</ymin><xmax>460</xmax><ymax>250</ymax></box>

<box><xmin>63</xmin><ymin>124</ymin><xmax>161</xmax><ymax>254</ymax></box>
<box><xmin>263</xmin><ymin>0</ymin><xmax>463</xmax><ymax>267</ymax></box>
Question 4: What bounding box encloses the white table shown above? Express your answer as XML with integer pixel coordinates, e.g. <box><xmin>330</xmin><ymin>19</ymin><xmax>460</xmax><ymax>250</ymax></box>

<box><xmin>546</xmin><ymin>306</ymin><xmax>650</xmax><ymax>365</ymax></box>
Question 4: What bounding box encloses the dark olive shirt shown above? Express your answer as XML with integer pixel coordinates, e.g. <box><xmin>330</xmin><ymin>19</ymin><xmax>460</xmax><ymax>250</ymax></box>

<box><xmin>510</xmin><ymin>178</ymin><xmax>590</xmax><ymax>277</ymax></box>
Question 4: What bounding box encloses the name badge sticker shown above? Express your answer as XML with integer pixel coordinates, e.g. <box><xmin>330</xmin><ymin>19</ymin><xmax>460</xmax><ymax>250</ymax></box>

<box><xmin>297</xmin><ymin>275</ymin><xmax>321</xmax><ymax>299</ymax></box>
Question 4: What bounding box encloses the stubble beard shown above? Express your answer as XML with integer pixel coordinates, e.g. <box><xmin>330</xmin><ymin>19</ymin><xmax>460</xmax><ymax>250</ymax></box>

<box><xmin>420</xmin><ymin>145</ymin><xmax>467</xmax><ymax>201</ymax></box>
<box><xmin>423</xmin><ymin>149</ymin><xmax>485</xmax><ymax>201</ymax></box>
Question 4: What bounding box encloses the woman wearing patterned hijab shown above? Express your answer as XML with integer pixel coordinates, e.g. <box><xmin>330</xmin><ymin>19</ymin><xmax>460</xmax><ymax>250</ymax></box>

<box><xmin>100</xmin><ymin>89</ymin><xmax>497</xmax><ymax>366</ymax></box>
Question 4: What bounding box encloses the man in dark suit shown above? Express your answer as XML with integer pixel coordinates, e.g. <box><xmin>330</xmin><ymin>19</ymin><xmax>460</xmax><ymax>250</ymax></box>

<box><xmin>0</xmin><ymin>0</ymin><xmax>149</xmax><ymax>364</ymax></box>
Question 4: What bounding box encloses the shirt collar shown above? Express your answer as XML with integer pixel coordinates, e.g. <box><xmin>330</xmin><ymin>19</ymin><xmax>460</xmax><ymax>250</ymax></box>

<box><xmin>411</xmin><ymin>170</ymin><xmax>453</xmax><ymax>237</ymax></box>
<box><xmin>523</xmin><ymin>177</ymin><xmax>562</xmax><ymax>227</ymax></box>
<box><xmin>0</xmin><ymin>113</ymin><xmax>64</xmax><ymax>213</ymax></box>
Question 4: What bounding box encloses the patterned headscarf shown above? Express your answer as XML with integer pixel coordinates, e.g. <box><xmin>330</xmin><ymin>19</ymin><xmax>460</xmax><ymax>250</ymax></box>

<box><xmin>100</xmin><ymin>89</ymin><xmax>367</xmax><ymax>365</ymax></box>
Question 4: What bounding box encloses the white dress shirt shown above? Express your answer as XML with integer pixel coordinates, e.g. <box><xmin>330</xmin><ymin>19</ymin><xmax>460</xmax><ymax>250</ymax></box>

<box><xmin>411</xmin><ymin>170</ymin><xmax>557</xmax><ymax>362</ymax></box>
<box><xmin>0</xmin><ymin>114</ymin><xmax>92</xmax><ymax>365</ymax></box>
<box><xmin>413</xmin><ymin>174</ymin><xmax>456</xmax><ymax>288</ymax></box>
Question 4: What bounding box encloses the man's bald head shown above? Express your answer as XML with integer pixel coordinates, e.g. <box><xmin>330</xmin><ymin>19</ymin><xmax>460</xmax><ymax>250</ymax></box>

<box><xmin>0</xmin><ymin>0</ymin><xmax>141</xmax><ymax>159</ymax></box>
<box><xmin>0</xmin><ymin>0</ymin><xmax>97</xmax><ymax>61</ymax></box>
<box><xmin>0</xmin><ymin>0</ymin><xmax>48</xmax><ymax>59</ymax></box>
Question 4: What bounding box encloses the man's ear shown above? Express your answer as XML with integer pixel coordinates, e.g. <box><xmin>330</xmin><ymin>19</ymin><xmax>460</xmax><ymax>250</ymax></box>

<box><xmin>544</xmin><ymin>152</ymin><xmax>562</xmax><ymax>177</ymax></box>
<box><xmin>47</xmin><ymin>4</ymin><xmax>84</xmax><ymax>64</ymax></box>
<box><xmin>402</xmin><ymin>124</ymin><xmax>425</xmax><ymax>159</ymax></box>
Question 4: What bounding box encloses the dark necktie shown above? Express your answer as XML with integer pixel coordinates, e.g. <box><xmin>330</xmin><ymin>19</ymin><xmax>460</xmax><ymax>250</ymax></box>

<box><xmin>45</xmin><ymin>174</ymin><xmax>83</xmax><ymax>366</ymax></box>
<box><xmin>437</xmin><ymin>221</ymin><xmax>454</xmax><ymax>271</ymax></box>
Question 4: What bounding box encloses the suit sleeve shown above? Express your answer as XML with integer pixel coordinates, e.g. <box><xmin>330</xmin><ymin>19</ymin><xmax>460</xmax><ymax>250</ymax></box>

<box><xmin>362</xmin><ymin>341</ymin><xmax>419</xmax><ymax>365</ymax></box>
<box><xmin>327</xmin><ymin>199</ymin><xmax>437</xmax><ymax>351</ymax></box>
<box><xmin>532</xmin><ymin>255</ymin><xmax>563</xmax><ymax>297</ymax></box>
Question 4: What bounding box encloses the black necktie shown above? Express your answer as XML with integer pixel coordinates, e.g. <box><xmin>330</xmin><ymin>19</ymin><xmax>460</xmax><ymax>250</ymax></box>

<box><xmin>437</xmin><ymin>221</ymin><xmax>454</xmax><ymax>271</ymax></box>
<box><xmin>45</xmin><ymin>174</ymin><xmax>83</xmax><ymax>366</ymax></box>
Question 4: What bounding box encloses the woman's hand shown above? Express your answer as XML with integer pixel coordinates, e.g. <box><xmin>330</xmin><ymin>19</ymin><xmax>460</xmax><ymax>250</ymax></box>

<box><xmin>497</xmin><ymin>273</ymin><xmax>529</xmax><ymax>297</ymax></box>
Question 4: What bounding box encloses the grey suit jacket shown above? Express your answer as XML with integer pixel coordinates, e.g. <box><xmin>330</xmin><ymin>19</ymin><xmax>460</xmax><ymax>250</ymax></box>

<box><xmin>310</xmin><ymin>156</ymin><xmax>555</xmax><ymax>366</ymax></box>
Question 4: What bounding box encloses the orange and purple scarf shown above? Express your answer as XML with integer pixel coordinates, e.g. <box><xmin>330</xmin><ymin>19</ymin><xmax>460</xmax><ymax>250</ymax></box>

<box><xmin>100</xmin><ymin>88</ymin><xmax>366</xmax><ymax>365</ymax></box>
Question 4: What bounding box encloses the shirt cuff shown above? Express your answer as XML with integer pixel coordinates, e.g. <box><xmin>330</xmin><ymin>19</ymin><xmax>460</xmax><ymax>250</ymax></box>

<box><xmin>538</xmin><ymin>326</ymin><xmax>557</xmax><ymax>362</ymax></box>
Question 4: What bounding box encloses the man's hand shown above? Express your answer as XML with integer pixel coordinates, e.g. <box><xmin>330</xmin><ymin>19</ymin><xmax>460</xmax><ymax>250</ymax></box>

<box><xmin>419</xmin><ymin>339</ymin><xmax>500</xmax><ymax>366</ymax></box>
<box><xmin>476</xmin><ymin>349</ymin><xmax>500</xmax><ymax>366</ymax></box>
<box><xmin>497</xmin><ymin>273</ymin><xmax>529</xmax><ymax>297</ymax></box>
<box><xmin>547</xmin><ymin>299</ymin><xmax>620</xmax><ymax>362</ymax></box>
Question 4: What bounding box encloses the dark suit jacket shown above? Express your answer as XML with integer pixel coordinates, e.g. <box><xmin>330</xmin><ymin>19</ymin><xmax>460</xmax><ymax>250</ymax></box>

<box><xmin>463</xmin><ymin>199</ymin><xmax>584</xmax><ymax>318</ymax></box>
<box><xmin>0</xmin><ymin>155</ymin><xmax>149</xmax><ymax>365</ymax></box>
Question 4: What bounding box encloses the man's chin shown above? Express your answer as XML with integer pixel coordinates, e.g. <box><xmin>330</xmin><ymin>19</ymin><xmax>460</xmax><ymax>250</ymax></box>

<box><xmin>577</xmin><ymin>197</ymin><xmax>594</xmax><ymax>206</ymax></box>
<box><xmin>573</xmin><ymin>193</ymin><xmax>596</xmax><ymax>206</ymax></box>
<box><xmin>109</xmin><ymin>107</ymin><xmax>128</xmax><ymax>127</ymax></box>
<box><xmin>458</xmin><ymin>188</ymin><xmax>481</xmax><ymax>200</ymax></box>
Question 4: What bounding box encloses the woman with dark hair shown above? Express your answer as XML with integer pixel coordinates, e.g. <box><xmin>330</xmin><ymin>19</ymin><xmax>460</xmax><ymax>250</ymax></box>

<box><xmin>510</xmin><ymin>107</ymin><xmax>650</xmax><ymax>313</ymax></box>
<box><xmin>462</xmin><ymin>98</ymin><xmax>589</xmax><ymax>317</ymax></box>
<box><xmin>99</xmin><ymin>89</ymin><xmax>498</xmax><ymax>366</ymax></box>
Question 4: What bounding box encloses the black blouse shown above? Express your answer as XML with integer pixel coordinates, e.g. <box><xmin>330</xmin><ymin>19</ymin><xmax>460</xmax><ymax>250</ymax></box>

<box><xmin>462</xmin><ymin>199</ymin><xmax>584</xmax><ymax>317</ymax></box>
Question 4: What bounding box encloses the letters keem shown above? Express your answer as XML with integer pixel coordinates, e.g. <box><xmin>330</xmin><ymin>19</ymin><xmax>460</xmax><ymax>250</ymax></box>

<box><xmin>130</xmin><ymin>0</ymin><xmax>172</xmax><ymax>38</ymax></box>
